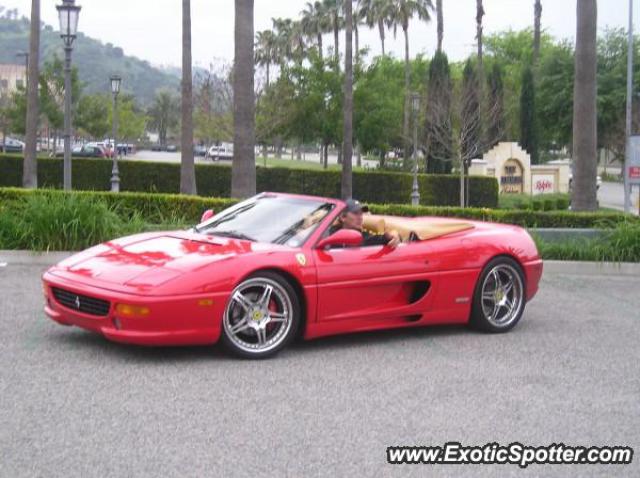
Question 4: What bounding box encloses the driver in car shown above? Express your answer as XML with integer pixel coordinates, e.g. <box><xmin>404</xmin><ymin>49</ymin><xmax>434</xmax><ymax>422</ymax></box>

<box><xmin>329</xmin><ymin>199</ymin><xmax>401</xmax><ymax>248</ymax></box>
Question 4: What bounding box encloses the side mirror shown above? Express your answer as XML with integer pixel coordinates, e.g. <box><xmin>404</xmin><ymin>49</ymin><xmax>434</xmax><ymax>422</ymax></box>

<box><xmin>200</xmin><ymin>209</ymin><xmax>215</xmax><ymax>223</ymax></box>
<box><xmin>316</xmin><ymin>229</ymin><xmax>363</xmax><ymax>249</ymax></box>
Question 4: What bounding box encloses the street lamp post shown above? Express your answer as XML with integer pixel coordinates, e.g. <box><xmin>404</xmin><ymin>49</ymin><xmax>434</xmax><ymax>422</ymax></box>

<box><xmin>56</xmin><ymin>0</ymin><xmax>81</xmax><ymax>191</ymax></box>
<box><xmin>411</xmin><ymin>92</ymin><xmax>420</xmax><ymax>206</ymax></box>
<box><xmin>624</xmin><ymin>0</ymin><xmax>634</xmax><ymax>213</ymax></box>
<box><xmin>110</xmin><ymin>75</ymin><xmax>121</xmax><ymax>192</ymax></box>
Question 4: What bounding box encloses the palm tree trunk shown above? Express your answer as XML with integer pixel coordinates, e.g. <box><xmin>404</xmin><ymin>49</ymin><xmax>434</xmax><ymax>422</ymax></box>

<box><xmin>334</xmin><ymin>13</ymin><xmax>339</xmax><ymax>63</ymax></box>
<box><xmin>317</xmin><ymin>33</ymin><xmax>323</xmax><ymax>61</ymax></box>
<box><xmin>354</xmin><ymin>22</ymin><xmax>359</xmax><ymax>64</ymax></box>
<box><xmin>341</xmin><ymin>0</ymin><xmax>353</xmax><ymax>199</ymax></box>
<box><xmin>402</xmin><ymin>25</ymin><xmax>411</xmax><ymax>168</ymax></box>
<box><xmin>436</xmin><ymin>0</ymin><xmax>443</xmax><ymax>52</ymax></box>
<box><xmin>476</xmin><ymin>0</ymin><xmax>484</xmax><ymax>66</ymax></box>
<box><xmin>533</xmin><ymin>0</ymin><xmax>542</xmax><ymax>65</ymax></box>
<box><xmin>180</xmin><ymin>0</ymin><xmax>196</xmax><ymax>195</ymax></box>
<box><xmin>572</xmin><ymin>0</ymin><xmax>598</xmax><ymax>211</ymax></box>
<box><xmin>323</xmin><ymin>142</ymin><xmax>329</xmax><ymax>168</ymax></box>
<box><xmin>378</xmin><ymin>19</ymin><xmax>385</xmax><ymax>55</ymax></box>
<box><xmin>476</xmin><ymin>0</ymin><xmax>486</xmax><ymax>153</ymax></box>
<box><xmin>232</xmin><ymin>0</ymin><xmax>256</xmax><ymax>198</ymax></box>
<box><xmin>23</xmin><ymin>0</ymin><xmax>40</xmax><ymax>188</ymax></box>
<box><xmin>266</xmin><ymin>61</ymin><xmax>270</xmax><ymax>88</ymax></box>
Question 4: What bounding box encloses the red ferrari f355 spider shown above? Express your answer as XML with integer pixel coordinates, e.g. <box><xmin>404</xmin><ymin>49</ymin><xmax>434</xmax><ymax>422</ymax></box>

<box><xmin>43</xmin><ymin>192</ymin><xmax>543</xmax><ymax>358</ymax></box>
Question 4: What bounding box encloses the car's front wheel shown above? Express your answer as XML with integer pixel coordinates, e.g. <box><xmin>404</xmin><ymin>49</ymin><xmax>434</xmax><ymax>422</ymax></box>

<box><xmin>221</xmin><ymin>272</ymin><xmax>300</xmax><ymax>359</ymax></box>
<box><xmin>470</xmin><ymin>257</ymin><xmax>526</xmax><ymax>333</ymax></box>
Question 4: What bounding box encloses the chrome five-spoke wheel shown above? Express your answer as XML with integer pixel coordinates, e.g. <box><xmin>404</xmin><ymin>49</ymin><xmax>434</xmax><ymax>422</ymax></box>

<box><xmin>222</xmin><ymin>273</ymin><xmax>300</xmax><ymax>358</ymax></box>
<box><xmin>471</xmin><ymin>257</ymin><xmax>526</xmax><ymax>332</ymax></box>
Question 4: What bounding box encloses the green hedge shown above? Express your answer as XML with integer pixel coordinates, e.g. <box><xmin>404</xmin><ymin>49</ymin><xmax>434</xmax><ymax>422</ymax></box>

<box><xmin>499</xmin><ymin>193</ymin><xmax>571</xmax><ymax>211</ymax></box>
<box><xmin>0</xmin><ymin>155</ymin><xmax>499</xmax><ymax>208</ymax></box>
<box><xmin>2</xmin><ymin>187</ymin><xmax>637</xmax><ymax>229</ymax></box>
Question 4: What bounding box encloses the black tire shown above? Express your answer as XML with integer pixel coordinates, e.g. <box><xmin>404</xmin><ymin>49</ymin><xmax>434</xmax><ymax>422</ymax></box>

<box><xmin>469</xmin><ymin>256</ymin><xmax>526</xmax><ymax>333</ymax></box>
<box><xmin>221</xmin><ymin>272</ymin><xmax>300</xmax><ymax>359</ymax></box>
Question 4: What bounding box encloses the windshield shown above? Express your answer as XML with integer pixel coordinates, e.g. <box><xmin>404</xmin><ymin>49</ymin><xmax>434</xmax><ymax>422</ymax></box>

<box><xmin>195</xmin><ymin>194</ymin><xmax>335</xmax><ymax>246</ymax></box>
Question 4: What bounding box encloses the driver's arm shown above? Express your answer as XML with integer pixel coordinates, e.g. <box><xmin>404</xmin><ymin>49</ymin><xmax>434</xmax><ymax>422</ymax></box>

<box><xmin>384</xmin><ymin>230</ymin><xmax>401</xmax><ymax>249</ymax></box>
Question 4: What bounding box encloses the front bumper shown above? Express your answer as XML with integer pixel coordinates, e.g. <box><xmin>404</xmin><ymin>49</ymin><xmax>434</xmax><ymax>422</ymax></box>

<box><xmin>42</xmin><ymin>271</ymin><xmax>228</xmax><ymax>346</ymax></box>
<box><xmin>523</xmin><ymin>259</ymin><xmax>544</xmax><ymax>301</ymax></box>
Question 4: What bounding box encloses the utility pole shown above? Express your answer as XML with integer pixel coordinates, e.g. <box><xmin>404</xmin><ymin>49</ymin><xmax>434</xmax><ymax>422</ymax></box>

<box><xmin>624</xmin><ymin>0</ymin><xmax>634</xmax><ymax>213</ymax></box>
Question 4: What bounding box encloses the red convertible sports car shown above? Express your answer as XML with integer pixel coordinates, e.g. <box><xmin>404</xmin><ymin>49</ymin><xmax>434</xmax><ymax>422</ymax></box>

<box><xmin>42</xmin><ymin>192</ymin><xmax>543</xmax><ymax>359</ymax></box>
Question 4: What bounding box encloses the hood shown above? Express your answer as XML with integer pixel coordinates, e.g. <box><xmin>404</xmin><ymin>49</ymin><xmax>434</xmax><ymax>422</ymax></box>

<box><xmin>51</xmin><ymin>230</ymin><xmax>275</xmax><ymax>289</ymax></box>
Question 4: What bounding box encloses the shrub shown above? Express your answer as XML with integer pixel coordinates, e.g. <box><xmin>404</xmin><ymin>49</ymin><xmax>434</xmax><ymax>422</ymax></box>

<box><xmin>1</xmin><ymin>187</ymin><xmax>637</xmax><ymax>235</ymax></box>
<box><xmin>0</xmin><ymin>155</ymin><xmax>499</xmax><ymax>207</ymax></box>
<box><xmin>534</xmin><ymin>222</ymin><xmax>640</xmax><ymax>262</ymax></box>
<box><xmin>498</xmin><ymin>193</ymin><xmax>570</xmax><ymax>211</ymax></box>
<box><xmin>0</xmin><ymin>191</ymin><xmax>147</xmax><ymax>251</ymax></box>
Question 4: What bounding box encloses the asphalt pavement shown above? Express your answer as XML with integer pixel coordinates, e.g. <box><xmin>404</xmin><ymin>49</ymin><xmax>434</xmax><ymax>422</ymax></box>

<box><xmin>1</xmin><ymin>262</ymin><xmax>638</xmax><ymax>477</ymax></box>
<box><xmin>598</xmin><ymin>180</ymin><xmax>640</xmax><ymax>215</ymax></box>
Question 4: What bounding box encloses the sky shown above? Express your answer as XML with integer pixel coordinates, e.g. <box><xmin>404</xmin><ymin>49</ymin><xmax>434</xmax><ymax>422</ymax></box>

<box><xmin>1</xmin><ymin>0</ymin><xmax>638</xmax><ymax>69</ymax></box>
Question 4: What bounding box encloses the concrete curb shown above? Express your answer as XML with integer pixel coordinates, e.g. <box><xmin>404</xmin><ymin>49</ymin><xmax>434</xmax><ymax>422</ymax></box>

<box><xmin>1</xmin><ymin>250</ymin><xmax>639</xmax><ymax>276</ymax></box>
<box><xmin>0</xmin><ymin>250</ymin><xmax>72</xmax><ymax>266</ymax></box>
<box><xmin>542</xmin><ymin>260</ymin><xmax>640</xmax><ymax>276</ymax></box>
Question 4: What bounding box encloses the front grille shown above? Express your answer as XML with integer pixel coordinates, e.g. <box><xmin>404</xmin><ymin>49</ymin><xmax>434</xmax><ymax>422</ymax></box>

<box><xmin>51</xmin><ymin>287</ymin><xmax>111</xmax><ymax>317</ymax></box>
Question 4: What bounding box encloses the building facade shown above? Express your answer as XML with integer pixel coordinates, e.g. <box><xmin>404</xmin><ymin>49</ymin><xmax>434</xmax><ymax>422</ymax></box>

<box><xmin>469</xmin><ymin>142</ymin><xmax>570</xmax><ymax>195</ymax></box>
<box><xmin>0</xmin><ymin>63</ymin><xmax>27</xmax><ymax>95</ymax></box>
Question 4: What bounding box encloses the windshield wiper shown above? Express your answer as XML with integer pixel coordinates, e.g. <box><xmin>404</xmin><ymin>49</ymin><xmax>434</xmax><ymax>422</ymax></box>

<box><xmin>209</xmin><ymin>230</ymin><xmax>257</xmax><ymax>242</ymax></box>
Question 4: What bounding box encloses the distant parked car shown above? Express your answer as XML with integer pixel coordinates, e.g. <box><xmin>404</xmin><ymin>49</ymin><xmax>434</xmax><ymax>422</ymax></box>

<box><xmin>166</xmin><ymin>144</ymin><xmax>178</xmax><ymax>152</ymax></box>
<box><xmin>1</xmin><ymin>137</ymin><xmax>25</xmax><ymax>153</ymax></box>
<box><xmin>194</xmin><ymin>145</ymin><xmax>207</xmax><ymax>157</ymax></box>
<box><xmin>116</xmin><ymin>143</ymin><xmax>135</xmax><ymax>155</ymax></box>
<box><xmin>55</xmin><ymin>144</ymin><xmax>108</xmax><ymax>158</ymax></box>
<box><xmin>206</xmin><ymin>143</ymin><xmax>234</xmax><ymax>161</ymax></box>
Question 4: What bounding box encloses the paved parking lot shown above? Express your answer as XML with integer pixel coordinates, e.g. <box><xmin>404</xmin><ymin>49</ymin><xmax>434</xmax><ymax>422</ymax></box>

<box><xmin>1</xmin><ymin>262</ymin><xmax>638</xmax><ymax>477</ymax></box>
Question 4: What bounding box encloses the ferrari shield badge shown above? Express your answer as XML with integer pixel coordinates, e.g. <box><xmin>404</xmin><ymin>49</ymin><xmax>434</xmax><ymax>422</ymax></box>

<box><xmin>295</xmin><ymin>253</ymin><xmax>307</xmax><ymax>266</ymax></box>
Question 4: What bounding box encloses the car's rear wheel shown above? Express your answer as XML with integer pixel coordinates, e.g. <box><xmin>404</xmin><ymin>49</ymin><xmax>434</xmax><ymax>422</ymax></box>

<box><xmin>221</xmin><ymin>272</ymin><xmax>300</xmax><ymax>359</ymax></box>
<box><xmin>470</xmin><ymin>257</ymin><xmax>526</xmax><ymax>333</ymax></box>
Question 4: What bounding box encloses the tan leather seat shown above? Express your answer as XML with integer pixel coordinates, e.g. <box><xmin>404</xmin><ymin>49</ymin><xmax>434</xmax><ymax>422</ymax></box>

<box><xmin>362</xmin><ymin>214</ymin><xmax>474</xmax><ymax>241</ymax></box>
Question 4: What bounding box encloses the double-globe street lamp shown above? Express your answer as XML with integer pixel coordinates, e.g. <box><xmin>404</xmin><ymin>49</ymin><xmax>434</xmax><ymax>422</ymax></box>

<box><xmin>411</xmin><ymin>92</ymin><xmax>421</xmax><ymax>206</ymax></box>
<box><xmin>110</xmin><ymin>75</ymin><xmax>121</xmax><ymax>192</ymax></box>
<box><xmin>56</xmin><ymin>0</ymin><xmax>81</xmax><ymax>191</ymax></box>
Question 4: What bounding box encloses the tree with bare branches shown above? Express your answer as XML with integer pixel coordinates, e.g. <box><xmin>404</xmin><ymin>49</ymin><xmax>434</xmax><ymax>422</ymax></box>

<box><xmin>427</xmin><ymin>59</ymin><xmax>504</xmax><ymax>207</ymax></box>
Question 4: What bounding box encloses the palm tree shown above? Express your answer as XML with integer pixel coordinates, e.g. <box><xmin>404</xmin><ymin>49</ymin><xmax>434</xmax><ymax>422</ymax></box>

<box><xmin>383</xmin><ymin>0</ymin><xmax>434</xmax><ymax>166</ymax></box>
<box><xmin>322</xmin><ymin>0</ymin><xmax>343</xmax><ymax>64</ymax></box>
<box><xmin>301</xmin><ymin>1</ymin><xmax>327</xmax><ymax>61</ymax></box>
<box><xmin>255</xmin><ymin>29</ymin><xmax>278</xmax><ymax>87</ymax></box>
<box><xmin>436</xmin><ymin>0</ymin><xmax>443</xmax><ymax>51</ymax></box>
<box><xmin>290</xmin><ymin>20</ymin><xmax>307</xmax><ymax>61</ymax></box>
<box><xmin>359</xmin><ymin>0</ymin><xmax>388</xmax><ymax>55</ymax></box>
<box><xmin>272</xmin><ymin>17</ymin><xmax>295</xmax><ymax>65</ymax></box>
<box><xmin>353</xmin><ymin>0</ymin><xmax>361</xmax><ymax>63</ymax></box>
<box><xmin>476</xmin><ymin>0</ymin><xmax>485</xmax><ymax>151</ymax></box>
<box><xmin>342</xmin><ymin>0</ymin><xmax>353</xmax><ymax>199</ymax></box>
<box><xmin>572</xmin><ymin>0</ymin><xmax>598</xmax><ymax>211</ymax></box>
<box><xmin>232</xmin><ymin>0</ymin><xmax>256</xmax><ymax>198</ymax></box>
<box><xmin>180</xmin><ymin>0</ymin><xmax>196</xmax><ymax>195</ymax></box>
<box><xmin>23</xmin><ymin>0</ymin><xmax>40</xmax><ymax>189</ymax></box>
<box><xmin>476</xmin><ymin>0</ymin><xmax>484</xmax><ymax>68</ymax></box>
<box><xmin>533</xmin><ymin>0</ymin><xmax>542</xmax><ymax>65</ymax></box>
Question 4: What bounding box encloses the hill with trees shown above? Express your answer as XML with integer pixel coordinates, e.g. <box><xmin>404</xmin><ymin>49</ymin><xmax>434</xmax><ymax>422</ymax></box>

<box><xmin>0</xmin><ymin>6</ymin><xmax>179</xmax><ymax>105</ymax></box>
